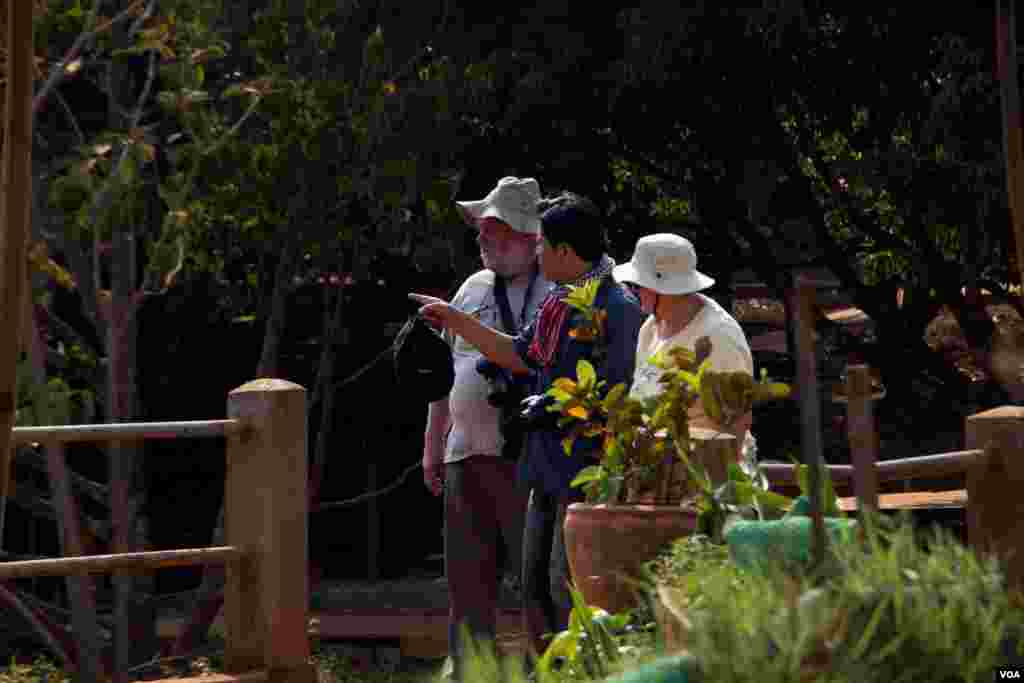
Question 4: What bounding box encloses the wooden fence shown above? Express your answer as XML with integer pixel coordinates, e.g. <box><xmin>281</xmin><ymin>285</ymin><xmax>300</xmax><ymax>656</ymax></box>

<box><xmin>0</xmin><ymin>378</ymin><xmax>313</xmax><ymax>683</ymax></box>
<box><xmin>761</xmin><ymin>362</ymin><xmax>1024</xmax><ymax>596</ymax></box>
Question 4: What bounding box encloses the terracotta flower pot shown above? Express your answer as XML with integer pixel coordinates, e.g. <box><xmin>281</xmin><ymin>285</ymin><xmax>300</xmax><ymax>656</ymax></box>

<box><xmin>563</xmin><ymin>503</ymin><xmax>699</xmax><ymax>615</ymax></box>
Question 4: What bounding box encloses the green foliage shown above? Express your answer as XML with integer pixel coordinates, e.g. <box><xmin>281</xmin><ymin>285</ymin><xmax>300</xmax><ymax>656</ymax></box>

<box><xmin>0</xmin><ymin>655</ymin><xmax>71</xmax><ymax>683</ymax></box>
<box><xmin>648</xmin><ymin>534</ymin><xmax>741</xmax><ymax>611</ymax></box>
<box><xmin>650</xmin><ymin>517</ymin><xmax>1024</xmax><ymax>683</ymax></box>
<box><xmin>547</xmin><ymin>327</ymin><xmax>789</xmax><ymax>508</ymax></box>
<box><xmin>538</xmin><ymin>585</ymin><xmax>625</xmax><ymax>679</ymax></box>
<box><xmin>15</xmin><ymin>354</ymin><xmax>95</xmax><ymax>427</ymax></box>
<box><xmin>533</xmin><ymin>586</ymin><xmax>662</xmax><ymax>683</ymax></box>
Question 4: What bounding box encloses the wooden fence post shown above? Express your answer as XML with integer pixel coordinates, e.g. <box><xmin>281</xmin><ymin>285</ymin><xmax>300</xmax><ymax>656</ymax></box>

<box><xmin>224</xmin><ymin>379</ymin><xmax>313</xmax><ymax>683</ymax></box>
<box><xmin>792</xmin><ymin>276</ymin><xmax>827</xmax><ymax>569</ymax></box>
<box><xmin>845</xmin><ymin>365</ymin><xmax>880</xmax><ymax>512</ymax></box>
<box><xmin>964</xmin><ymin>406</ymin><xmax>1024</xmax><ymax>598</ymax></box>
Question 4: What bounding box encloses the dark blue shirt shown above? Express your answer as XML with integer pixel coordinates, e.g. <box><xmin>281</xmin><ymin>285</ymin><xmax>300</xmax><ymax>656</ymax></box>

<box><xmin>514</xmin><ymin>276</ymin><xmax>646</xmax><ymax>497</ymax></box>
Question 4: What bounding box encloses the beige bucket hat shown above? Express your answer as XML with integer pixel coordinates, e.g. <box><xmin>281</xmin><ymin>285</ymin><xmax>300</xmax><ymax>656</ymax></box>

<box><xmin>613</xmin><ymin>233</ymin><xmax>715</xmax><ymax>295</ymax></box>
<box><xmin>455</xmin><ymin>176</ymin><xmax>542</xmax><ymax>235</ymax></box>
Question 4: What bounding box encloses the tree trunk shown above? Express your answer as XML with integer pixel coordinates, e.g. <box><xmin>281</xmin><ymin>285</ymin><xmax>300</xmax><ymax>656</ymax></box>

<box><xmin>256</xmin><ymin>240</ymin><xmax>298</xmax><ymax>378</ymax></box>
<box><xmin>309</xmin><ymin>282</ymin><xmax>344</xmax><ymax>505</ymax></box>
<box><xmin>46</xmin><ymin>442</ymin><xmax>104</xmax><ymax>683</ymax></box>
<box><xmin>108</xmin><ymin>235</ymin><xmax>157</xmax><ymax>677</ymax></box>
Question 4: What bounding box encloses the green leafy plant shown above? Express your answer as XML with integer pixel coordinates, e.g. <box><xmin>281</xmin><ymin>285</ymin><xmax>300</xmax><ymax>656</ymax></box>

<box><xmin>548</xmin><ymin>338</ymin><xmax>790</xmax><ymax>510</ymax></box>
<box><xmin>537</xmin><ymin>584</ymin><xmax>630</xmax><ymax>680</ymax></box>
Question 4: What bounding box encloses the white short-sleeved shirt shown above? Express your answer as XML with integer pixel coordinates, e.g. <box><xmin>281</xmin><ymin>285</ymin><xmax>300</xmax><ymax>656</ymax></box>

<box><xmin>444</xmin><ymin>269</ymin><xmax>553</xmax><ymax>464</ymax></box>
<box><xmin>629</xmin><ymin>294</ymin><xmax>759</xmax><ymax>466</ymax></box>
<box><xmin>630</xmin><ymin>294</ymin><xmax>753</xmax><ymax>406</ymax></box>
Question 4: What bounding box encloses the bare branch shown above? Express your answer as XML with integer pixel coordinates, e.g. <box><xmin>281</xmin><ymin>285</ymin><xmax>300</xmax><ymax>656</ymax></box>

<box><xmin>32</xmin><ymin>0</ymin><xmax>148</xmax><ymax>115</ymax></box>
<box><xmin>54</xmin><ymin>89</ymin><xmax>87</xmax><ymax>146</ymax></box>
<box><xmin>0</xmin><ymin>583</ymin><xmax>74</xmax><ymax>667</ymax></box>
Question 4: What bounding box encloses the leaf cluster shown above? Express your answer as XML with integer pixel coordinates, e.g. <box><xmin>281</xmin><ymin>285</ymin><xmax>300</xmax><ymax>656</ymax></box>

<box><xmin>656</xmin><ymin>517</ymin><xmax>1024</xmax><ymax>683</ymax></box>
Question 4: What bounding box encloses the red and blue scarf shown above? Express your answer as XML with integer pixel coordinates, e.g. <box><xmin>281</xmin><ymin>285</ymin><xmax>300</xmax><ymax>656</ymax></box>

<box><xmin>527</xmin><ymin>255</ymin><xmax>616</xmax><ymax>367</ymax></box>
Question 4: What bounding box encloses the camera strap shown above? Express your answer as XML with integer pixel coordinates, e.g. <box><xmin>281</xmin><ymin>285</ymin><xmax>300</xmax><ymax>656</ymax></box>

<box><xmin>493</xmin><ymin>264</ymin><xmax>539</xmax><ymax>335</ymax></box>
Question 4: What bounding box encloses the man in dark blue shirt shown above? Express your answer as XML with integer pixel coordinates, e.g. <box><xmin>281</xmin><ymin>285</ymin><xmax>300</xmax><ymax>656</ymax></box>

<box><xmin>411</xmin><ymin>193</ymin><xmax>645</xmax><ymax>660</ymax></box>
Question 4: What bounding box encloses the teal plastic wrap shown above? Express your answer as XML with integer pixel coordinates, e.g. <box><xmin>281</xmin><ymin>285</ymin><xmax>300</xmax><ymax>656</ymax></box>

<box><xmin>604</xmin><ymin>654</ymin><xmax>701</xmax><ymax>683</ymax></box>
<box><xmin>725</xmin><ymin>496</ymin><xmax>858</xmax><ymax>571</ymax></box>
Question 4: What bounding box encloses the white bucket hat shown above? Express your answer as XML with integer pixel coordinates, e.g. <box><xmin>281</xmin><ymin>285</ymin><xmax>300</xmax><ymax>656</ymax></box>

<box><xmin>613</xmin><ymin>233</ymin><xmax>715</xmax><ymax>295</ymax></box>
<box><xmin>455</xmin><ymin>176</ymin><xmax>541</xmax><ymax>235</ymax></box>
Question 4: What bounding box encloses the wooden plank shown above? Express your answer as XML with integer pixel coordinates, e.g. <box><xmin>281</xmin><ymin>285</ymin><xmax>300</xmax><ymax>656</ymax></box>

<box><xmin>156</xmin><ymin>672</ymin><xmax>267</xmax><ymax>683</ymax></box>
<box><xmin>838</xmin><ymin>490</ymin><xmax>967</xmax><ymax>512</ymax></box>
<box><xmin>875</xmin><ymin>450</ymin><xmax>983</xmax><ymax>480</ymax></box>
<box><xmin>846</xmin><ymin>364</ymin><xmax>880</xmax><ymax>511</ymax></box>
<box><xmin>11</xmin><ymin>419</ymin><xmax>243</xmax><ymax>444</ymax></box>
<box><xmin>762</xmin><ymin>451</ymin><xmax>984</xmax><ymax>490</ymax></box>
<box><xmin>0</xmin><ymin>546</ymin><xmax>241</xmax><ymax>579</ymax></box>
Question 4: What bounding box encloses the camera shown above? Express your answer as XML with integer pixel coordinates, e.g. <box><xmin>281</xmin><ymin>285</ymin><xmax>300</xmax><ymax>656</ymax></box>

<box><xmin>476</xmin><ymin>358</ymin><xmax>514</xmax><ymax>408</ymax></box>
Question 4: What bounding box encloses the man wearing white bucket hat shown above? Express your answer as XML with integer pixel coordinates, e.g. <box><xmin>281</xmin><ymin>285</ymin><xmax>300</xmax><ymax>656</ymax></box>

<box><xmin>422</xmin><ymin>176</ymin><xmax>553</xmax><ymax>681</ymax></box>
<box><xmin>613</xmin><ymin>233</ymin><xmax>759</xmax><ymax>467</ymax></box>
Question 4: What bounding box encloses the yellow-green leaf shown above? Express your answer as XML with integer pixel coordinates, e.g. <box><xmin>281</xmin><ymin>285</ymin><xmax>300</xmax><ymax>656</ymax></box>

<box><xmin>553</xmin><ymin>377</ymin><xmax>578</xmax><ymax>392</ymax></box>
<box><xmin>562</xmin><ymin>435</ymin><xmax>576</xmax><ymax>456</ymax></box>
<box><xmin>547</xmin><ymin>387</ymin><xmax>573</xmax><ymax>403</ymax></box>
<box><xmin>602</xmin><ymin>383</ymin><xmax>627</xmax><ymax>410</ymax></box>
<box><xmin>753</xmin><ymin>382</ymin><xmax>791</xmax><ymax>402</ymax></box>
<box><xmin>571</xmin><ymin>466</ymin><xmax>605</xmax><ymax>487</ymax></box>
<box><xmin>576</xmin><ymin>360</ymin><xmax>597</xmax><ymax>389</ymax></box>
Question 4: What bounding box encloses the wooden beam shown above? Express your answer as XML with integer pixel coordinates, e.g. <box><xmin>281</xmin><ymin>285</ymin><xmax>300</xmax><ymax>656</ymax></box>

<box><xmin>964</xmin><ymin>406</ymin><xmax>1024</xmax><ymax>596</ymax></box>
<box><xmin>792</xmin><ymin>275</ymin><xmax>827</xmax><ymax>569</ymax></box>
<box><xmin>11</xmin><ymin>418</ymin><xmax>244</xmax><ymax>444</ymax></box>
<box><xmin>0</xmin><ymin>0</ymin><xmax>36</xmax><ymax>546</ymax></box>
<box><xmin>224</xmin><ymin>379</ymin><xmax>314</xmax><ymax>683</ymax></box>
<box><xmin>997</xmin><ymin>0</ymin><xmax>1024</xmax><ymax>298</ymax></box>
<box><xmin>846</xmin><ymin>364</ymin><xmax>880</xmax><ymax>512</ymax></box>
<box><xmin>762</xmin><ymin>450</ymin><xmax>984</xmax><ymax>488</ymax></box>
<box><xmin>0</xmin><ymin>546</ymin><xmax>242</xmax><ymax>579</ymax></box>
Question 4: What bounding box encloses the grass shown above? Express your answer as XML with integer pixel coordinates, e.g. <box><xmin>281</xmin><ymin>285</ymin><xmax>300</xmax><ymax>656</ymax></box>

<box><xmin>651</xmin><ymin>514</ymin><xmax>1024</xmax><ymax>683</ymax></box>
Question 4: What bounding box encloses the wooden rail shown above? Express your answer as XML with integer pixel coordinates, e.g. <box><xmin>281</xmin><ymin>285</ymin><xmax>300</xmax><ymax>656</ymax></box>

<box><xmin>761</xmin><ymin>449</ymin><xmax>986</xmax><ymax>488</ymax></box>
<box><xmin>0</xmin><ymin>379</ymin><xmax>314</xmax><ymax>683</ymax></box>
<box><xmin>0</xmin><ymin>546</ymin><xmax>242</xmax><ymax>579</ymax></box>
<box><xmin>10</xmin><ymin>418</ymin><xmax>244</xmax><ymax>444</ymax></box>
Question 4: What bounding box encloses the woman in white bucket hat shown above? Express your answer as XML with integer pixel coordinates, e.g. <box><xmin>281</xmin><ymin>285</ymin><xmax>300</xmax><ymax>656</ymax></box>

<box><xmin>613</xmin><ymin>233</ymin><xmax>759</xmax><ymax>469</ymax></box>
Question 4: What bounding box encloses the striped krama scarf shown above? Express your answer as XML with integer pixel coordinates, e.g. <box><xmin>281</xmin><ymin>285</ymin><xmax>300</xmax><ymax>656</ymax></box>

<box><xmin>527</xmin><ymin>255</ymin><xmax>616</xmax><ymax>367</ymax></box>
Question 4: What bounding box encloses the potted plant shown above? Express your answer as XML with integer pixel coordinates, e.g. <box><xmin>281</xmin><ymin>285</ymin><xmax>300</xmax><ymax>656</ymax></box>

<box><xmin>544</xmin><ymin>282</ymin><xmax>792</xmax><ymax>613</ymax></box>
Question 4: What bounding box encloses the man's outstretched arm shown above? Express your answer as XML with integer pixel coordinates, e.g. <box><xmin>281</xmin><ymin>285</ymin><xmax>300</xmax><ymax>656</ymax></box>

<box><xmin>409</xmin><ymin>293</ymin><xmax>530</xmax><ymax>375</ymax></box>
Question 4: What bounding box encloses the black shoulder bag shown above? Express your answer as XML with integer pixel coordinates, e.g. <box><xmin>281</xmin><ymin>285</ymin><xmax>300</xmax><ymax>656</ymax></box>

<box><xmin>491</xmin><ymin>270</ymin><xmax>538</xmax><ymax>460</ymax></box>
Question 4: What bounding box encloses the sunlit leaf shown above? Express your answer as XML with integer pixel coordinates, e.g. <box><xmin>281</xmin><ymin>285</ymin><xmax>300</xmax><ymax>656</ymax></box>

<box><xmin>571</xmin><ymin>466</ymin><xmax>605</xmax><ymax>487</ymax></box>
<box><xmin>576</xmin><ymin>359</ymin><xmax>597</xmax><ymax>389</ymax></box>
<box><xmin>553</xmin><ymin>377</ymin><xmax>578</xmax><ymax>392</ymax></box>
<box><xmin>568</xmin><ymin>405</ymin><xmax>590</xmax><ymax>420</ymax></box>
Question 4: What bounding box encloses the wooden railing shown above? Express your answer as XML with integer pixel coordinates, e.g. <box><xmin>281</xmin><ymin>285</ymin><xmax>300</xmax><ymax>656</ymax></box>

<box><xmin>0</xmin><ymin>378</ymin><xmax>313</xmax><ymax>683</ymax></box>
<box><xmin>762</xmin><ymin>360</ymin><xmax>1024</xmax><ymax>597</ymax></box>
